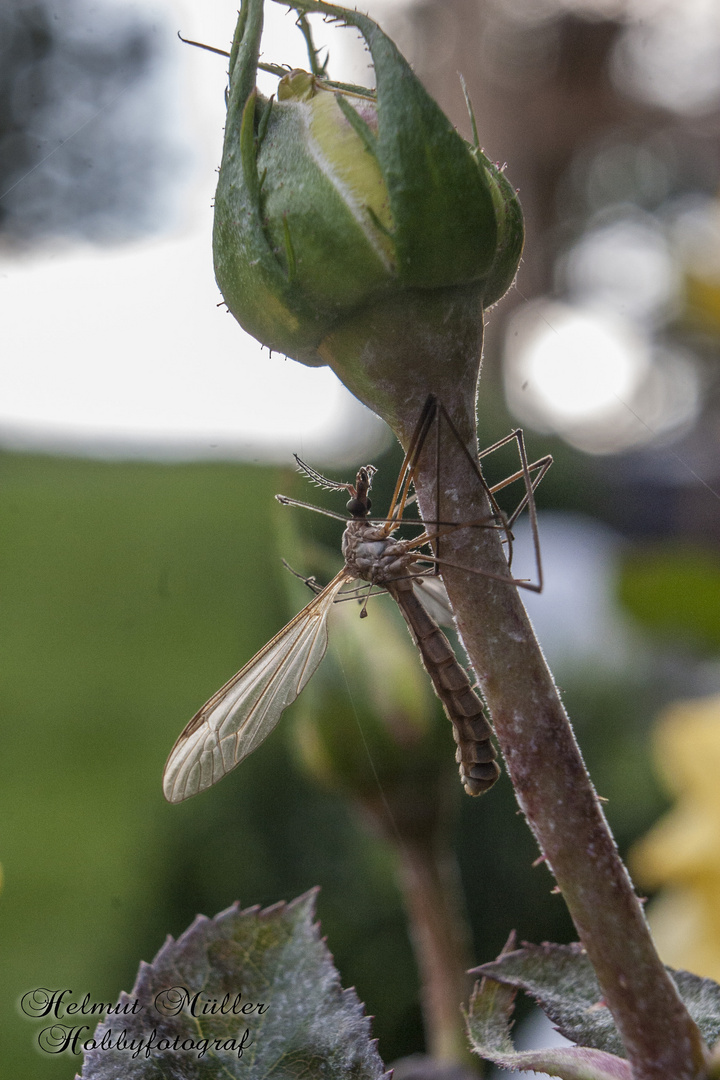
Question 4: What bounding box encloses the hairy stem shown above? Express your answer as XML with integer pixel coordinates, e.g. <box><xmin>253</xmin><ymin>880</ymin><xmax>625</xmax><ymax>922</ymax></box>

<box><xmin>412</xmin><ymin>417</ymin><xmax>706</xmax><ymax>1080</ymax></box>
<box><xmin>321</xmin><ymin>289</ymin><xmax>708</xmax><ymax>1079</ymax></box>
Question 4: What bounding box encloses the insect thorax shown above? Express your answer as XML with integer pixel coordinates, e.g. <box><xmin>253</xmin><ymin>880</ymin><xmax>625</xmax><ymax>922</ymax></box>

<box><xmin>342</xmin><ymin>520</ymin><xmax>411</xmax><ymax>584</ymax></box>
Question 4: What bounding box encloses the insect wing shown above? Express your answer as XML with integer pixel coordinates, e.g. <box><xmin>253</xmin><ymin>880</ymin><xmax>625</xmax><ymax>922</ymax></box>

<box><xmin>163</xmin><ymin>570</ymin><xmax>350</xmax><ymax>803</ymax></box>
<box><xmin>412</xmin><ymin>574</ymin><xmax>455</xmax><ymax>628</ymax></box>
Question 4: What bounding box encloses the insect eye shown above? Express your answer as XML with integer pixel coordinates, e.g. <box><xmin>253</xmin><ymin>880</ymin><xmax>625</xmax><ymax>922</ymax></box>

<box><xmin>346</xmin><ymin>497</ymin><xmax>366</xmax><ymax>516</ymax></box>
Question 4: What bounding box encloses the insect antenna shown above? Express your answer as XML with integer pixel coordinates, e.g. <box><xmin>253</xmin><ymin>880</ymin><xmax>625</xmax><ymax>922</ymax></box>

<box><xmin>275</xmin><ymin>494</ymin><xmax>350</xmax><ymax>524</ymax></box>
<box><xmin>386</xmin><ymin>397</ymin><xmax>437</xmax><ymax>526</ymax></box>
<box><xmin>293</xmin><ymin>454</ymin><xmax>353</xmax><ymax>493</ymax></box>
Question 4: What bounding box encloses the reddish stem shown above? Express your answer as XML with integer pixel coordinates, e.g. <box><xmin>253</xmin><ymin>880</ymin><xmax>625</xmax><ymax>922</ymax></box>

<box><xmin>322</xmin><ymin>288</ymin><xmax>708</xmax><ymax>1079</ymax></box>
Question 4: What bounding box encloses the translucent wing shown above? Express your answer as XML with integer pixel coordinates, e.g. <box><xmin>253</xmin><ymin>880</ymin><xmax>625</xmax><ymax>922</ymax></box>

<box><xmin>412</xmin><ymin>574</ymin><xmax>455</xmax><ymax>628</ymax></box>
<box><xmin>163</xmin><ymin>569</ymin><xmax>350</xmax><ymax>803</ymax></box>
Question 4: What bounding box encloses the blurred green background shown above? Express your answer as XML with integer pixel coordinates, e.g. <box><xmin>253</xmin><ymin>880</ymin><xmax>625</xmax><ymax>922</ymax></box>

<box><xmin>0</xmin><ymin>436</ymin><xmax>689</xmax><ymax>1078</ymax></box>
<box><xmin>3</xmin><ymin>0</ymin><xmax>720</xmax><ymax>1076</ymax></box>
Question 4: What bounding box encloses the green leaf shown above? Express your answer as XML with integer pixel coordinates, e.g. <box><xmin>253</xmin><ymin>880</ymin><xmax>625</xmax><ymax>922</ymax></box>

<box><xmin>475</xmin><ymin>942</ymin><xmax>623</xmax><ymax>1057</ymax></box>
<box><xmin>472</xmin><ymin>942</ymin><xmax>720</xmax><ymax>1057</ymax></box>
<box><xmin>466</xmin><ymin>963</ymin><xmax>631</xmax><ymax>1080</ymax></box>
<box><xmin>80</xmin><ymin>890</ymin><xmax>388</xmax><ymax>1079</ymax></box>
<box><xmin>673</xmin><ymin>969</ymin><xmax>720</xmax><ymax>1053</ymax></box>
<box><xmin>465</xmin><ymin>947</ymin><xmax>517</xmax><ymax>1057</ymax></box>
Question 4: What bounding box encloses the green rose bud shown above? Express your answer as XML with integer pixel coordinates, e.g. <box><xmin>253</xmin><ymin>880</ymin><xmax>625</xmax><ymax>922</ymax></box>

<box><xmin>213</xmin><ymin>0</ymin><xmax>523</xmax><ymax>388</ymax></box>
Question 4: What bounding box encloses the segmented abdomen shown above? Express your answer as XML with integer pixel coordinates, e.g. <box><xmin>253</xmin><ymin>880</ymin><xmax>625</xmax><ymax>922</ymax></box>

<box><xmin>387</xmin><ymin>578</ymin><xmax>500</xmax><ymax>796</ymax></box>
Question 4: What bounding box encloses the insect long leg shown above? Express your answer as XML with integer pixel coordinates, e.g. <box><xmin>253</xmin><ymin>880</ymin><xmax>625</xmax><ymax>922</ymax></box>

<box><xmin>370</xmin><ymin>451</ymin><xmax>550</xmax><ymax>538</ymax></box>
<box><xmin>489</xmin><ymin>454</ymin><xmax>553</xmax><ymax>524</ymax></box>
<box><xmin>281</xmin><ymin>558</ymin><xmax>325</xmax><ymax>594</ymax></box>
<box><xmin>283</xmin><ymin>558</ymin><xmax>390</xmax><ymax>610</ymax></box>
<box><xmin>277</xmin><ymin>415</ymin><xmax>551</xmax><ymax>585</ymax></box>
<box><xmin>399</xmin><ymin>515</ymin><xmax>504</xmax><ymax>554</ymax></box>
<box><xmin>473</xmin><ymin>429</ymin><xmax>552</xmax><ymax>589</ymax></box>
<box><xmin>383</xmin><ymin>395</ymin><xmax>438</xmax><ymax>531</ymax></box>
<box><xmin>334</xmin><ymin>587</ymin><xmax>387</xmax><ymax>604</ymax></box>
<box><xmin>481</xmin><ymin>435</ymin><xmax>552</xmax><ymax>590</ymax></box>
<box><xmin>279</xmin><ymin>394</ymin><xmax>553</xmax><ymax>597</ymax></box>
<box><xmin>405</xmin><ymin>549</ymin><xmax>535</xmax><ymax>589</ymax></box>
<box><xmin>407</xmin><ymin>395</ymin><xmax>552</xmax><ymax>593</ymax></box>
<box><xmin>429</xmin><ymin>397</ymin><xmax>512</xmax><ymax>568</ymax></box>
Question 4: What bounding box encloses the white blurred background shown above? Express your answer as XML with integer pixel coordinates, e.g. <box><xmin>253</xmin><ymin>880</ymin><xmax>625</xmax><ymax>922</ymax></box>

<box><xmin>4</xmin><ymin>0</ymin><xmax>719</xmax><ymax>467</ymax></box>
<box><xmin>0</xmin><ymin>0</ymin><xmax>396</xmax><ymax>463</ymax></box>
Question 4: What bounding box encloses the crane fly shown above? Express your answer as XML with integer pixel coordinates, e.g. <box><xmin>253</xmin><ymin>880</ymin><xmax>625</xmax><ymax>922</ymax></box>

<box><xmin>163</xmin><ymin>396</ymin><xmax>552</xmax><ymax>804</ymax></box>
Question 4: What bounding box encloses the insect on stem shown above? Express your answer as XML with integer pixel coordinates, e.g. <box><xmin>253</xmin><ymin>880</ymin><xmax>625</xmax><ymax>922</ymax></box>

<box><xmin>162</xmin><ymin>394</ymin><xmax>552</xmax><ymax>803</ymax></box>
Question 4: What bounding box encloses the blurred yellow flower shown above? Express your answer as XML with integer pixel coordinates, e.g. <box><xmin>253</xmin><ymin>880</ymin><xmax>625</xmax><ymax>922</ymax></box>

<box><xmin>685</xmin><ymin>271</ymin><xmax>720</xmax><ymax>335</ymax></box>
<box><xmin>631</xmin><ymin>694</ymin><xmax>720</xmax><ymax>981</ymax></box>
<box><xmin>680</xmin><ymin>192</ymin><xmax>720</xmax><ymax>336</ymax></box>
